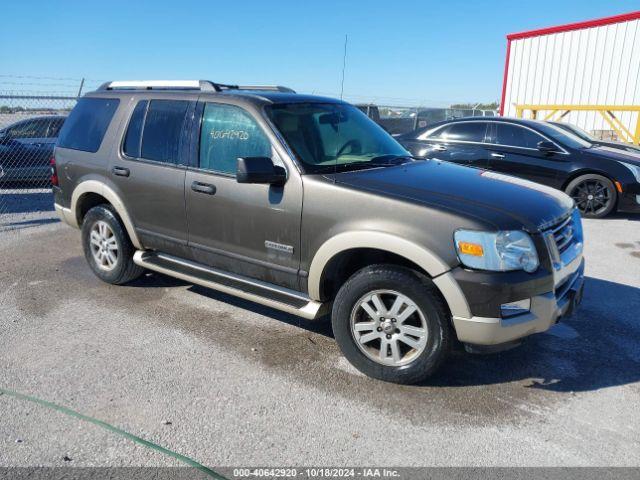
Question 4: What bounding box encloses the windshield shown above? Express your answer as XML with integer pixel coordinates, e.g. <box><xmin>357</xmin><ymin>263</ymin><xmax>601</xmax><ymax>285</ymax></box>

<box><xmin>266</xmin><ymin>103</ymin><xmax>410</xmax><ymax>173</ymax></box>
<box><xmin>551</xmin><ymin>122</ymin><xmax>596</xmax><ymax>141</ymax></box>
<box><xmin>535</xmin><ymin>122</ymin><xmax>593</xmax><ymax>149</ymax></box>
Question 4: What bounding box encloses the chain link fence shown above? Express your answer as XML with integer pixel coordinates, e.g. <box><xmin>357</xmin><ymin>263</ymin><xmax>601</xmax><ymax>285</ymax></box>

<box><xmin>0</xmin><ymin>92</ymin><xmax>77</xmax><ymax>232</ymax></box>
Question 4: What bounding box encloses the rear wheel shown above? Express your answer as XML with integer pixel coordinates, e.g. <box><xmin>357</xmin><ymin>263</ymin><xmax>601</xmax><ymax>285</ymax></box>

<box><xmin>331</xmin><ymin>265</ymin><xmax>451</xmax><ymax>384</ymax></box>
<box><xmin>565</xmin><ymin>174</ymin><xmax>616</xmax><ymax>218</ymax></box>
<box><xmin>81</xmin><ymin>204</ymin><xmax>144</xmax><ymax>285</ymax></box>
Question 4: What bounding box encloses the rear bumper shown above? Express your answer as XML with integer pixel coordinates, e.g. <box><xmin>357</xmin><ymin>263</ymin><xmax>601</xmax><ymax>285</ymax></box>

<box><xmin>54</xmin><ymin>203</ymin><xmax>78</xmax><ymax>228</ymax></box>
<box><xmin>452</xmin><ymin>257</ymin><xmax>584</xmax><ymax>346</ymax></box>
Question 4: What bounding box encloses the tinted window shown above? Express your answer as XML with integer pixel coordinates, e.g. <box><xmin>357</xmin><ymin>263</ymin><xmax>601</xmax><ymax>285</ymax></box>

<box><xmin>429</xmin><ymin>122</ymin><xmax>487</xmax><ymax>142</ymax></box>
<box><xmin>7</xmin><ymin>118</ymin><xmax>49</xmax><ymax>139</ymax></box>
<box><xmin>199</xmin><ymin>103</ymin><xmax>271</xmax><ymax>174</ymax></box>
<box><xmin>495</xmin><ymin>124</ymin><xmax>544</xmax><ymax>149</ymax></box>
<box><xmin>141</xmin><ymin>100</ymin><xmax>189</xmax><ymax>163</ymax></box>
<box><xmin>47</xmin><ymin>118</ymin><xmax>65</xmax><ymax>138</ymax></box>
<box><xmin>57</xmin><ymin>97</ymin><xmax>119</xmax><ymax>152</ymax></box>
<box><xmin>123</xmin><ymin>101</ymin><xmax>148</xmax><ymax>158</ymax></box>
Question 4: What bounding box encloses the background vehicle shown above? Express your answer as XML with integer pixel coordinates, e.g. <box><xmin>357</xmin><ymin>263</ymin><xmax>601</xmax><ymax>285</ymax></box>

<box><xmin>53</xmin><ymin>81</ymin><xmax>584</xmax><ymax>384</ymax></box>
<box><xmin>549</xmin><ymin>121</ymin><xmax>640</xmax><ymax>154</ymax></box>
<box><xmin>0</xmin><ymin>115</ymin><xmax>66</xmax><ymax>185</ymax></box>
<box><xmin>397</xmin><ymin>117</ymin><xmax>640</xmax><ymax>218</ymax></box>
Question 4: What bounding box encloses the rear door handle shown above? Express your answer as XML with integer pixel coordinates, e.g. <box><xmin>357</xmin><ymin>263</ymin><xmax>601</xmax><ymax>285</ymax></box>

<box><xmin>191</xmin><ymin>181</ymin><xmax>216</xmax><ymax>195</ymax></box>
<box><xmin>490</xmin><ymin>153</ymin><xmax>505</xmax><ymax>159</ymax></box>
<box><xmin>112</xmin><ymin>166</ymin><xmax>130</xmax><ymax>177</ymax></box>
<box><xmin>432</xmin><ymin>144</ymin><xmax>447</xmax><ymax>151</ymax></box>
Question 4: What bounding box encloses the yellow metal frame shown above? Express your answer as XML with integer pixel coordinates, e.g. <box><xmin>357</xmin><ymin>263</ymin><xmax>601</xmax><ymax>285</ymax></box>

<box><xmin>514</xmin><ymin>104</ymin><xmax>640</xmax><ymax>145</ymax></box>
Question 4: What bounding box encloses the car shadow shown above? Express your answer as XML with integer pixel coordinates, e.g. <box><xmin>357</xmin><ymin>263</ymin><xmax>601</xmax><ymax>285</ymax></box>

<box><xmin>135</xmin><ymin>272</ymin><xmax>639</xmax><ymax>392</ymax></box>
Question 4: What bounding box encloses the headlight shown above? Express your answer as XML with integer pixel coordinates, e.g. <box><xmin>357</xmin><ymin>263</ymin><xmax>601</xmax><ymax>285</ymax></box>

<box><xmin>619</xmin><ymin>161</ymin><xmax>640</xmax><ymax>183</ymax></box>
<box><xmin>454</xmin><ymin>230</ymin><xmax>539</xmax><ymax>273</ymax></box>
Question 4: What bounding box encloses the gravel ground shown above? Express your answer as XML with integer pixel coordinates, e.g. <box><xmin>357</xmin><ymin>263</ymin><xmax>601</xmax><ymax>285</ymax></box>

<box><xmin>0</xmin><ymin>212</ymin><xmax>639</xmax><ymax>470</ymax></box>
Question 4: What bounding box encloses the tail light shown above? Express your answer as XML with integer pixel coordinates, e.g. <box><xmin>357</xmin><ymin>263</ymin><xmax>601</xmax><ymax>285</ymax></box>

<box><xmin>50</xmin><ymin>156</ymin><xmax>59</xmax><ymax>186</ymax></box>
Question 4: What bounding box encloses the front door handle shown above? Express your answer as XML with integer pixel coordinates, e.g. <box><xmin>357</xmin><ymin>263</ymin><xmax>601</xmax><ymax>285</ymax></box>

<box><xmin>191</xmin><ymin>181</ymin><xmax>216</xmax><ymax>195</ymax></box>
<box><xmin>490</xmin><ymin>152</ymin><xmax>505</xmax><ymax>159</ymax></box>
<box><xmin>112</xmin><ymin>166</ymin><xmax>130</xmax><ymax>177</ymax></box>
<box><xmin>432</xmin><ymin>144</ymin><xmax>447</xmax><ymax>151</ymax></box>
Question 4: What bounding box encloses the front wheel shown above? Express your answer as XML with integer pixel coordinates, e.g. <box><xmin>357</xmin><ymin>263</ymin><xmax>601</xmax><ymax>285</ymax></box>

<box><xmin>565</xmin><ymin>174</ymin><xmax>617</xmax><ymax>218</ymax></box>
<box><xmin>331</xmin><ymin>265</ymin><xmax>451</xmax><ymax>384</ymax></box>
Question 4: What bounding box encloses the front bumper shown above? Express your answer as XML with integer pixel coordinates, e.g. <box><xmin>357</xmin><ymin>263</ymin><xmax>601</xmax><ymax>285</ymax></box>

<box><xmin>617</xmin><ymin>182</ymin><xmax>640</xmax><ymax>213</ymax></box>
<box><xmin>452</xmin><ymin>259</ymin><xmax>584</xmax><ymax>345</ymax></box>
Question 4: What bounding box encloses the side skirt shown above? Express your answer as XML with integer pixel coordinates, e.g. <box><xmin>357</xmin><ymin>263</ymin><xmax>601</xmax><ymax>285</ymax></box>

<box><xmin>133</xmin><ymin>250</ymin><xmax>328</xmax><ymax>320</ymax></box>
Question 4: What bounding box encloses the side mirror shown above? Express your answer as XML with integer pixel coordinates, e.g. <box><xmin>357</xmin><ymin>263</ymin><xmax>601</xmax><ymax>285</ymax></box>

<box><xmin>236</xmin><ymin>157</ymin><xmax>286</xmax><ymax>185</ymax></box>
<box><xmin>537</xmin><ymin>140</ymin><xmax>559</xmax><ymax>154</ymax></box>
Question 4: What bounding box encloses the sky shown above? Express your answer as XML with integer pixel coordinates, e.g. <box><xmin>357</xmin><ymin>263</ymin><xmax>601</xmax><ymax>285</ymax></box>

<box><xmin>1</xmin><ymin>0</ymin><xmax>638</xmax><ymax>106</ymax></box>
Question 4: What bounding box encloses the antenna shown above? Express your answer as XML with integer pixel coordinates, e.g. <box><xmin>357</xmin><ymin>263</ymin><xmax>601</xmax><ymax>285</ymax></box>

<box><xmin>340</xmin><ymin>34</ymin><xmax>348</xmax><ymax>100</ymax></box>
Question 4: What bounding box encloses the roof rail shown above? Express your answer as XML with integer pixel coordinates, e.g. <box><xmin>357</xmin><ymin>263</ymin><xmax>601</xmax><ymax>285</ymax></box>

<box><xmin>96</xmin><ymin>80</ymin><xmax>295</xmax><ymax>93</ymax></box>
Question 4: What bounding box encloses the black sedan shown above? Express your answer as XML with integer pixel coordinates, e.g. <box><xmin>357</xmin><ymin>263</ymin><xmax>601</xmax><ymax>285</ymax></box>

<box><xmin>0</xmin><ymin>115</ymin><xmax>66</xmax><ymax>186</ymax></box>
<box><xmin>397</xmin><ymin>117</ymin><xmax>640</xmax><ymax>218</ymax></box>
<box><xmin>548</xmin><ymin>121</ymin><xmax>640</xmax><ymax>154</ymax></box>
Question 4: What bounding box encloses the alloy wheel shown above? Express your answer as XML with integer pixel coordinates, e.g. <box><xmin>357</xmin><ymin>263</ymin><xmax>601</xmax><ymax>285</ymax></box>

<box><xmin>89</xmin><ymin>220</ymin><xmax>119</xmax><ymax>271</ymax></box>
<box><xmin>570</xmin><ymin>179</ymin><xmax>612</xmax><ymax>216</ymax></box>
<box><xmin>350</xmin><ymin>289</ymin><xmax>429</xmax><ymax>366</ymax></box>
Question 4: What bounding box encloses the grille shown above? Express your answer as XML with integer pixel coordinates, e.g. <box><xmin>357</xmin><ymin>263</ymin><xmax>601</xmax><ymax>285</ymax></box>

<box><xmin>549</xmin><ymin>215</ymin><xmax>575</xmax><ymax>254</ymax></box>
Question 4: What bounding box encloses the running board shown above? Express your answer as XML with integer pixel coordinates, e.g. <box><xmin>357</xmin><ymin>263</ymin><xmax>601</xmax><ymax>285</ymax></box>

<box><xmin>133</xmin><ymin>251</ymin><xmax>327</xmax><ymax>320</ymax></box>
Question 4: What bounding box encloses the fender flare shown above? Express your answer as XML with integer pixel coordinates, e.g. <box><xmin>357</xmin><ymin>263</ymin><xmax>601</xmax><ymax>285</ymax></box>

<box><xmin>70</xmin><ymin>180</ymin><xmax>143</xmax><ymax>249</ymax></box>
<box><xmin>307</xmin><ymin>231</ymin><xmax>471</xmax><ymax>318</ymax></box>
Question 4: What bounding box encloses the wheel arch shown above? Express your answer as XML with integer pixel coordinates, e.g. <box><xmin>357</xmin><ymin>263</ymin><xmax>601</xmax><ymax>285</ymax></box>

<box><xmin>71</xmin><ymin>180</ymin><xmax>142</xmax><ymax>249</ymax></box>
<box><xmin>308</xmin><ymin>231</ymin><xmax>471</xmax><ymax>318</ymax></box>
<box><xmin>561</xmin><ymin>168</ymin><xmax>617</xmax><ymax>192</ymax></box>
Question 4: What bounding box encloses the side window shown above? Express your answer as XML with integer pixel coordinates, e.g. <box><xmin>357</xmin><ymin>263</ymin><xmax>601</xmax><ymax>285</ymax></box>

<box><xmin>7</xmin><ymin>119</ymin><xmax>49</xmax><ymax>139</ymax></box>
<box><xmin>428</xmin><ymin>122</ymin><xmax>487</xmax><ymax>142</ymax></box>
<box><xmin>141</xmin><ymin>100</ymin><xmax>190</xmax><ymax>164</ymax></box>
<box><xmin>46</xmin><ymin>118</ymin><xmax>65</xmax><ymax>138</ymax></box>
<box><xmin>199</xmin><ymin>103</ymin><xmax>271</xmax><ymax>175</ymax></box>
<box><xmin>57</xmin><ymin>97</ymin><xmax>120</xmax><ymax>152</ymax></box>
<box><xmin>495</xmin><ymin>124</ymin><xmax>544</xmax><ymax>149</ymax></box>
<box><xmin>123</xmin><ymin>100</ymin><xmax>148</xmax><ymax>158</ymax></box>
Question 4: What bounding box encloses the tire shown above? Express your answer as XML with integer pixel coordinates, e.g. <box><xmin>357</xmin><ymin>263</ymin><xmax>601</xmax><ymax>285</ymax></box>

<box><xmin>81</xmin><ymin>204</ymin><xmax>144</xmax><ymax>285</ymax></box>
<box><xmin>331</xmin><ymin>264</ymin><xmax>451</xmax><ymax>384</ymax></box>
<box><xmin>565</xmin><ymin>174</ymin><xmax>617</xmax><ymax>219</ymax></box>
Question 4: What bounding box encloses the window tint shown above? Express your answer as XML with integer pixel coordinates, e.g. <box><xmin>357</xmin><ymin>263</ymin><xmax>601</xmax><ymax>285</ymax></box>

<box><xmin>47</xmin><ymin>118</ymin><xmax>65</xmax><ymax>138</ymax></box>
<box><xmin>57</xmin><ymin>98</ymin><xmax>119</xmax><ymax>152</ymax></box>
<box><xmin>199</xmin><ymin>103</ymin><xmax>271</xmax><ymax>174</ymax></box>
<box><xmin>123</xmin><ymin>101</ymin><xmax>148</xmax><ymax>158</ymax></box>
<box><xmin>495</xmin><ymin>124</ymin><xmax>544</xmax><ymax>149</ymax></box>
<box><xmin>8</xmin><ymin>119</ymin><xmax>49</xmax><ymax>139</ymax></box>
<box><xmin>428</xmin><ymin>122</ymin><xmax>487</xmax><ymax>142</ymax></box>
<box><xmin>141</xmin><ymin>100</ymin><xmax>189</xmax><ymax>163</ymax></box>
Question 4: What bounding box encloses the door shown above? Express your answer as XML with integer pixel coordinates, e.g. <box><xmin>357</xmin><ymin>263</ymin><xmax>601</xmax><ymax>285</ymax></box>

<box><xmin>110</xmin><ymin>99</ymin><xmax>192</xmax><ymax>257</ymax></box>
<box><xmin>185</xmin><ymin>101</ymin><xmax>303</xmax><ymax>290</ymax></box>
<box><xmin>485</xmin><ymin>123</ymin><xmax>563</xmax><ymax>188</ymax></box>
<box><xmin>409</xmin><ymin>121</ymin><xmax>489</xmax><ymax>169</ymax></box>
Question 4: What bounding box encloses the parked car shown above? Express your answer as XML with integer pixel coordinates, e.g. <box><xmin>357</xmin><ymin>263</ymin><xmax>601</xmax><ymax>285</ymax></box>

<box><xmin>397</xmin><ymin>117</ymin><xmax>640</xmax><ymax>218</ymax></box>
<box><xmin>53</xmin><ymin>81</ymin><xmax>584</xmax><ymax>384</ymax></box>
<box><xmin>548</xmin><ymin>121</ymin><xmax>640</xmax><ymax>154</ymax></box>
<box><xmin>0</xmin><ymin>115</ymin><xmax>66</xmax><ymax>185</ymax></box>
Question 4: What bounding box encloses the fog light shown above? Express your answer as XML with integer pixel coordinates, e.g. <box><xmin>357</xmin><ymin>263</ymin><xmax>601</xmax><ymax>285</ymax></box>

<box><xmin>501</xmin><ymin>299</ymin><xmax>531</xmax><ymax>318</ymax></box>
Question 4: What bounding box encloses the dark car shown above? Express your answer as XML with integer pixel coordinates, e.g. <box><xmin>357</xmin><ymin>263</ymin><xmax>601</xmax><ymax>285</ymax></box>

<box><xmin>549</xmin><ymin>121</ymin><xmax>640</xmax><ymax>154</ymax></box>
<box><xmin>0</xmin><ymin>115</ymin><xmax>66</xmax><ymax>185</ymax></box>
<box><xmin>397</xmin><ymin>117</ymin><xmax>640</xmax><ymax>218</ymax></box>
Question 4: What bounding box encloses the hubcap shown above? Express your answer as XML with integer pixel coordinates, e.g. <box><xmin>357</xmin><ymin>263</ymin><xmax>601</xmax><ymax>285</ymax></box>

<box><xmin>350</xmin><ymin>289</ymin><xmax>428</xmax><ymax>367</ymax></box>
<box><xmin>89</xmin><ymin>220</ymin><xmax>119</xmax><ymax>271</ymax></box>
<box><xmin>570</xmin><ymin>180</ymin><xmax>611</xmax><ymax>216</ymax></box>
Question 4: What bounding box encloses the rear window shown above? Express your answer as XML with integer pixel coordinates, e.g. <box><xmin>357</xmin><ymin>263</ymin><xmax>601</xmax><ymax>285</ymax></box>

<box><xmin>57</xmin><ymin>97</ymin><xmax>119</xmax><ymax>152</ymax></box>
<box><xmin>140</xmin><ymin>100</ymin><xmax>189</xmax><ymax>163</ymax></box>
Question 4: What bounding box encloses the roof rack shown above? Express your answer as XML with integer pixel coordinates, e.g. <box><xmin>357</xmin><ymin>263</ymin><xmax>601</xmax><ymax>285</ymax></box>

<box><xmin>96</xmin><ymin>80</ymin><xmax>295</xmax><ymax>93</ymax></box>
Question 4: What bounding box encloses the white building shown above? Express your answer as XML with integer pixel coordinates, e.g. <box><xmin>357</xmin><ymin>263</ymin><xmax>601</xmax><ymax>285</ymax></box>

<box><xmin>500</xmin><ymin>11</ymin><xmax>640</xmax><ymax>143</ymax></box>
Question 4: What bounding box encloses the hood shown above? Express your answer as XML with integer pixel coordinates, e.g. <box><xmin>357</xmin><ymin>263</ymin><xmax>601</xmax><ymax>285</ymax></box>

<box><xmin>332</xmin><ymin>160</ymin><xmax>574</xmax><ymax>232</ymax></box>
<box><xmin>586</xmin><ymin>145</ymin><xmax>640</xmax><ymax>166</ymax></box>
